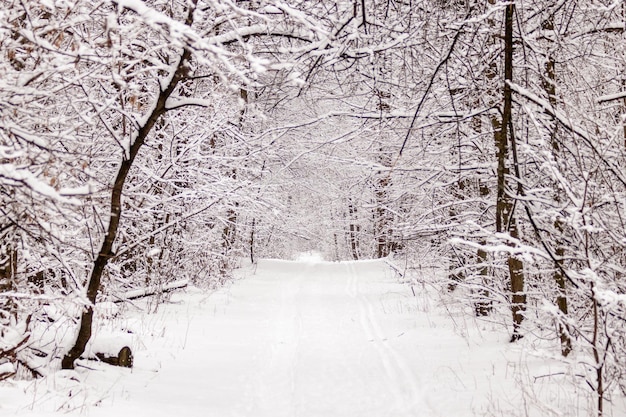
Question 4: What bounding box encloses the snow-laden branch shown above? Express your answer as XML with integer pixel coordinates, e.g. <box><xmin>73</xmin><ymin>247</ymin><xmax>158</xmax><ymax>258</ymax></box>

<box><xmin>449</xmin><ymin>234</ymin><xmax>548</xmax><ymax>260</ymax></box>
<box><xmin>112</xmin><ymin>0</ymin><xmax>315</xmax><ymax>58</ymax></box>
<box><xmin>597</xmin><ymin>91</ymin><xmax>626</xmax><ymax>104</ymax></box>
<box><xmin>508</xmin><ymin>81</ymin><xmax>626</xmax><ymax>187</ymax></box>
<box><xmin>112</xmin><ymin>0</ymin><xmax>205</xmax><ymax>44</ymax></box>
<box><xmin>0</xmin><ymin>164</ymin><xmax>83</xmax><ymax>204</ymax></box>
<box><xmin>165</xmin><ymin>97</ymin><xmax>213</xmax><ymax>110</ymax></box>
<box><xmin>273</xmin><ymin>1</ymin><xmax>331</xmax><ymax>39</ymax></box>
<box><xmin>207</xmin><ymin>23</ymin><xmax>314</xmax><ymax>45</ymax></box>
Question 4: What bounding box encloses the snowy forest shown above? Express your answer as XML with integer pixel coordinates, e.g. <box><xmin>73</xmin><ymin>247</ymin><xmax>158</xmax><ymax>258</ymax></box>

<box><xmin>1</xmin><ymin>0</ymin><xmax>626</xmax><ymax>416</ymax></box>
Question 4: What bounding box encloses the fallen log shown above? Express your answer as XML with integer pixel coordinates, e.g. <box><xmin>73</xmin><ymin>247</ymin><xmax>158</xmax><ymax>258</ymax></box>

<box><xmin>115</xmin><ymin>279</ymin><xmax>189</xmax><ymax>302</ymax></box>
<box><xmin>84</xmin><ymin>333</ymin><xmax>134</xmax><ymax>368</ymax></box>
<box><xmin>94</xmin><ymin>346</ymin><xmax>133</xmax><ymax>368</ymax></box>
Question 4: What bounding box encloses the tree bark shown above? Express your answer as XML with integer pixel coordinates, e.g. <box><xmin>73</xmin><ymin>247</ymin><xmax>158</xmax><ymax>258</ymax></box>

<box><xmin>499</xmin><ymin>3</ymin><xmax>525</xmax><ymax>341</ymax></box>
<box><xmin>0</xmin><ymin>239</ymin><xmax>17</xmax><ymax>320</ymax></box>
<box><xmin>62</xmin><ymin>5</ymin><xmax>197</xmax><ymax>369</ymax></box>
<box><xmin>249</xmin><ymin>217</ymin><xmax>256</xmax><ymax>264</ymax></box>
<box><xmin>347</xmin><ymin>202</ymin><xmax>361</xmax><ymax>260</ymax></box>
<box><xmin>541</xmin><ymin>11</ymin><xmax>571</xmax><ymax>356</ymax></box>
<box><xmin>475</xmin><ymin>181</ymin><xmax>493</xmax><ymax>316</ymax></box>
<box><xmin>375</xmin><ymin>175</ymin><xmax>391</xmax><ymax>258</ymax></box>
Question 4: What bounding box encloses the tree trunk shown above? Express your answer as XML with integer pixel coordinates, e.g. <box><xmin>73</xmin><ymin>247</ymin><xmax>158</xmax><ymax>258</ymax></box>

<box><xmin>447</xmin><ymin>179</ymin><xmax>467</xmax><ymax>292</ymax></box>
<box><xmin>375</xmin><ymin>175</ymin><xmax>391</xmax><ymax>258</ymax></box>
<box><xmin>249</xmin><ymin>218</ymin><xmax>256</xmax><ymax>264</ymax></box>
<box><xmin>348</xmin><ymin>202</ymin><xmax>360</xmax><ymax>260</ymax></box>
<box><xmin>61</xmin><ymin>5</ymin><xmax>196</xmax><ymax>368</ymax></box>
<box><xmin>0</xmin><ymin>239</ymin><xmax>17</xmax><ymax>320</ymax></box>
<box><xmin>623</xmin><ymin>3</ymin><xmax>626</xmax><ymax>150</ymax></box>
<box><xmin>220</xmin><ymin>204</ymin><xmax>238</xmax><ymax>275</ymax></box>
<box><xmin>498</xmin><ymin>3</ymin><xmax>525</xmax><ymax>342</ymax></box>
<box><xmin>541</xmin><ymin>12</ymin><xmax>571</xmax><ymax>356</ymax></box>
<box><xmin>219</xmin><ymin>86</ymin><xmax>248</xmax><ymax>273</ymax></box>
<box><xmin>475</xmin><ymin>181</ymin><xmax>493</xmax><ymax>316</ymax></box>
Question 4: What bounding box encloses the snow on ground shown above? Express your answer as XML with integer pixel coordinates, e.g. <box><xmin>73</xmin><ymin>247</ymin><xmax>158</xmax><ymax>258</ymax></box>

<box><xmin>1</xmin><ymin>258</ymin><xmax>624</xmax><ymax>416</ymax></box>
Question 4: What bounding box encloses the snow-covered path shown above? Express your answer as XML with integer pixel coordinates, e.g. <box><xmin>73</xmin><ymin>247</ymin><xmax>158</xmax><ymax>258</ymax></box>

<box><xmin>6</xmin><ymin>257</ymin><xmax>612</xmax><ymax>417</ymax></box>
<box><xmin>217</xmin><ymin>259</ymin><xmax>433</xmax><ymax>417</ymax></box>
<box><xmin>112</xmin><ymin>258</ymin><xmax>437</xmax><ymax>417</ymax></box>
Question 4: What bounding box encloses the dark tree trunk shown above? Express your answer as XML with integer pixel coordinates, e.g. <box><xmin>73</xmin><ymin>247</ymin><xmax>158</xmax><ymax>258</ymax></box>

<box><xmin>475</xmin><ymin>181</ymin><xmax>493</xmax><ymax>316</ymax></box>
<box><xmin>447</xmin><ymin>179</ymin><xmax>468</xmax><ymax>292</ymax></box>
<box><xmin>220</xmin><ymin>204</ymin><xmax>238</xmax><ymax>275</ymax></box>
<box><xmin>0</xmin><ymin>240</ymin><xmax>17</xmax><ymax>320</ymax></box>
<box><xmin>537</xmin><ymin>11</ymin><xmax>571</xmax><ymax>355</ymax></box>
<box><xmin>375</xmin><ymin>175</ymin><xmax>391</xmax><ymax>259</ymax></box>
<box><xmin>498</xmin><ymin>3</ymin><xmax>525</xmax><ymax>342</ymax></box>
<box><xmin>249</xmin><ymin>218</ymin><xmax>256</xmax><ymax>264</ymax></box>
<box><xmin>61</xmin><ymin>4</ymin><xmax>197</xmax><ymax>369</ymax></box>
<box><xmin>348</xmin><ymin>202</ymin><xmax>360</xmax><ymax>260</ymax></box>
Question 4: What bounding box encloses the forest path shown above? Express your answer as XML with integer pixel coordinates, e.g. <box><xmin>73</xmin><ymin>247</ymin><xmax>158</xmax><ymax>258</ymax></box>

<box><xmin>229</xmin><ymin>258</ymin><xmax>434</xmax><ymax>417</ymax></box>
<box><xmin>96</xmin><ymin>258</ymin><xmax>448</xmax><ymax>417</ymax></box>
<box><xmin>5</xmin><ymin>258</ymin><xmax>530</xmax><ymax>416</ymax></box>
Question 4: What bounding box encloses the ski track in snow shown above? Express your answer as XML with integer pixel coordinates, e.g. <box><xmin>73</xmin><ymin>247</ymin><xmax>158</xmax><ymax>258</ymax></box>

<box><xmin>3</xmin><ymin>258</ymin><xmax>625</xmax><ymax>417</ymax></box>
<box><xmin>347</xmin><ymin>260</ymin><xmax>430</xmax><ymax>416</ymax></box>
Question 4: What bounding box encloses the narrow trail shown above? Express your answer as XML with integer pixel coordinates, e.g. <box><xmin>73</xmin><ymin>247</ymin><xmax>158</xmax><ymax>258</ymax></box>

<box><xmin>98</xmin><ymin>258</ymin><xmax>439</xmax><ymax>417</ymax></box>
<box><xmin>229</xmin><ymin>259</ymin><xmax>435</xmax><ymax>417</ymax></box>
